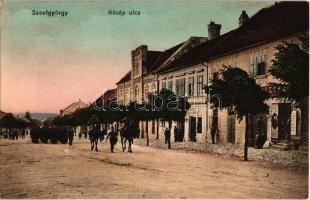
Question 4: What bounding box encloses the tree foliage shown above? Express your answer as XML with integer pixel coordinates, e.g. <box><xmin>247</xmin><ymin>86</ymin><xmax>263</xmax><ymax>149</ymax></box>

<box><xmin>0</xmin><ymin>113</ymin><xmax>29</xmax><ymax>128</ymax></box>
<box><xmin>147</xmin><ymin>88</ymin><xmax>190</xmax><ymax>124</ymax></box>
<box><xmin>25</xmin><ymin>111</ymin><xmax>32</xmax><ymax>121</ymax></box>
<box><xmin>52</xmin><ymin>89</ymin><xmax>190</xmax><ymax>148</ymax></box>
<box><xmin>207</xmin><ymin>67</ymin><xmax>269</xmax><ymax>120</ymax></box>
<box><xmin>269</xmin><ymin>34</ymin><xmax>309</xmax><ymax>103</ymax></box>
<box><xmin>206</xmin><ymin>67</ymin><xmax>269</xmax><ymax>160</ymax></box>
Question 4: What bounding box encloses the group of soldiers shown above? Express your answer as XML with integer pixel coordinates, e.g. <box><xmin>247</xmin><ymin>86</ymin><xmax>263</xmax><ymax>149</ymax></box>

<box><xmin>1</xmin><ymin>128</ymin><xmax>28</xmax><ymax>140</ymax></box>
<box><xmin>80</xmin><ymin>119</ymin><xmax>123</xmax><ymax>153</ymax></box>
<box><xmin>30</xmin><ymin>126</ymin><xmax>74</xmax><ymax>145</ymax></box>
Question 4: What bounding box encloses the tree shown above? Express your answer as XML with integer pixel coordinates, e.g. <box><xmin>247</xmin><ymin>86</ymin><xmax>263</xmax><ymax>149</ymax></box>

<box><xmin>61</xmin><ymin>91</ymin><xmax>189</xmax><ymax>149</ymax></box>
<box><xmin>206</xmin><ymin>67</ymin><xmax>269</xmax><ymax>161</ymax></box>
<box><xmin>0</xmin><ymin>113</ymin><xmax>26</xmax><ymax>128</ymax></box>
<box><xmin>148</xmin><ymin>89</ymin><xmax>190</xmax><ymax>149</ymax></box>
<box><xmin>269</xmin><ymin>34</ymin><xmax>309</xmax><ymax>144</ymax></box>
<box><xmin>25</xmin><ymin>111</ymin><xmax>32</xmax><ymax>121</ymax></box>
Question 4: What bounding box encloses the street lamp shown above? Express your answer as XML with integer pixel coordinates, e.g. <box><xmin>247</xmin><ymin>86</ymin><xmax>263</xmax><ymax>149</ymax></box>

<box><xmin>201</xmin><ymin>62</ymin><xmax>209</xmax><ymax>142</ymax></box>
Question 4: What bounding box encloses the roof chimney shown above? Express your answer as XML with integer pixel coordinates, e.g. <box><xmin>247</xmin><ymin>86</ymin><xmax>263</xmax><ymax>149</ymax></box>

<box><xmin>239</xmin><ymin>10</ymin><xmax>249</xmax><ymax>27</ymax></box>
<box><xmin>208</xmin><ymin>21</ymin><xmax>221</xmax><ymax>40</ymax></box>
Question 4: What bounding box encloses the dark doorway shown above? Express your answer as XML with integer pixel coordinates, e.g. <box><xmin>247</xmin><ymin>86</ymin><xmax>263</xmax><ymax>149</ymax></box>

<box><xmin>227</xmin><ymin>112</ymin><xmax>236</xmax><ymax>144</ymax></box>
<box><xmin>211</xmin><ymin>108</ymin><xmax>219</xmax><ymax>144</ymax></box>
<box><xmin>189</xmin><ymin>117</ymin><xmax>197</xmax><ymax>142</ymax></box>
<box><xmin>176</xmin><ymin>121</ymin><xmax>185</xmax><ymax>142</ymax></box>
<box><xmin>278</xmin><ymin>103</ymin><xmax>291</xmax><ymax>140</ymax></box>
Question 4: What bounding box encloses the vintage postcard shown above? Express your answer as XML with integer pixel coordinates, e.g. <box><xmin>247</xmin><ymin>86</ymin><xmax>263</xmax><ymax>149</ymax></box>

<box><xmin>0</xmin><ymin>0</ymin><xmax>309</xmax><ymax>199</ymax></box>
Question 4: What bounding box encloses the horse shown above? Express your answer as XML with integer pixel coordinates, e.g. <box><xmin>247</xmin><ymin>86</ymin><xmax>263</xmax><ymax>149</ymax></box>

<box><xmin>88</xmin><ymin>125</ymin><xmax>101</xmax><ymax>152</ymax></box>
<box><xmin>120</xmin><ymin>122</ymin><xmax>140</xmax><ymax>153</ymax></box>
<box><xmin>120</xmin><ymin>127</ymin><xmax>132</xmax><ymax>152</ymax></box>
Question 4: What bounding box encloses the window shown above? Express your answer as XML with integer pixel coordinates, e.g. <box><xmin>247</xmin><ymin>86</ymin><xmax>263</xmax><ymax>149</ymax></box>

<box><xmin>134</xmin><ymin>54</ymin><xmax>141</xmax><ymax>76</ymax></box>
<box><xmin>197</xmin><ymin>117</ymin><xmax>202</xmax><ymax>133</ymax></box>
<box><xmin>176</xmin><ymin>79</ymin><xmax>185</xmax><ymax>96</ymax></box>
<box><xmin>250</xmin><ymin>55</ymin><xmax>266</xmax><ymax>76</ymax></box>
<box><xmin>134</xmin><ymin>63</ymin><xmax>139</xmax><ymax>76</ymax></box>
<box><xmin>250</xmin><ymin>58</ymin><xmax>255</xmax><ymax>75</ymax></box>
<box><xmin>167</xmin><ymin>81</ymin><xmax>173</xmax><ymax>92</ymax></box>
<box><xmin>144</xmin><ymin>86</ymin><xmax>149</xmax><ymax>99</ymax></box>
<box><xmin>213</xmin><ymin>72</ymin><xmax>219</xmax><ymax>80</ymax></box>
<box><xmin>161</xmin><ymin>82</ymin><xmax>166</xmax><ymax>91</ymax></box>
<box><xmin>257</xmin><ymin>61</ymin><xmax>266</xmax><ymax>75</ymax></box>
<box><xmin>152</xmin><ymin>84</ymin><xmax>156</xmax><ymax>93</ymax></box>
<box><xmin>125</xmin><ymin>90</ymin><xmax>129</xmax><ymax>100</ymax></box>
<box><xmin>188</xmin><ymin>77</ymin><xmax>194</xmax><ymax>96</ymax></box>
<box><xmin>135</xmin><ymin>87</ymin><xmax>139</xmax><ymax>101</ymax></box>
<box><xmin>197</xmin><ymin>75</ymin><xmax>203</xmax><ymax>96</ymax></box>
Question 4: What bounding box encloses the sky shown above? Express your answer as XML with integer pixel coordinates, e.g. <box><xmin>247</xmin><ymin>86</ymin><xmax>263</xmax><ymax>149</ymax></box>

<box><xmin>0</xmin><ymin>0</ymin><xmax>274</xmax><ymax>113</ymax></box>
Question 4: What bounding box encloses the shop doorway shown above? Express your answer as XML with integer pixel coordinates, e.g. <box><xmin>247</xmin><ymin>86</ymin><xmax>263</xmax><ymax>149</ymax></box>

<box><xmin>227</xmin><ymin>112</ymin><xmax>236</xmax><ymax>144</ymax></box>
<box><xmin>278</xmin><ymin>103</ymin><xmax>291</xmax><ymax>140</ymax></box>
<box><xmin>189</xmin><ymin>117</ymin><xmax>197</xmax><ymax>142</ymax></box>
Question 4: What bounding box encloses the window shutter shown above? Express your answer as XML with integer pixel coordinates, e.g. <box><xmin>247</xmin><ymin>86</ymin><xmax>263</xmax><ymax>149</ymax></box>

<box><xmin>254</xmin><ymin>57</ymin><xmax>258</xmax><ymax>76</ymax></box>
<box><xmin>250</xmin><ymin>57</ymin><xmax>254</xmax><ymax>75</ymax></box>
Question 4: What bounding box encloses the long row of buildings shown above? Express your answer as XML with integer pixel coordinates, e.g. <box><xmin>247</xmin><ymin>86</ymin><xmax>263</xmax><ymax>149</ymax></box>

<box><xmin>65</xmin><ymin>2</ymin><xmax>308</xmax><ymax>147</ymax></box>
<box><xmin>114</xmin><ymin>2</ymin><xmax>308</xmax><ymax>147</ymax></box>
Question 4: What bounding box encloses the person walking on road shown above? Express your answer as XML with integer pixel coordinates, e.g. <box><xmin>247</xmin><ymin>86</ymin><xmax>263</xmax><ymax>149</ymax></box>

<box><xmin>106</xmin><ymin>126</ymin><xmax>118</xmax><ymax>153</ymax></box>
<box><xmin>164</xmin><ymin>127</ymin><xmax>171</xmax><ymax>149</ymax></box>
<box><xmin>211</xmin><ymin>120</ymin><xmax>218</xmax><ymax>144</ymax></box>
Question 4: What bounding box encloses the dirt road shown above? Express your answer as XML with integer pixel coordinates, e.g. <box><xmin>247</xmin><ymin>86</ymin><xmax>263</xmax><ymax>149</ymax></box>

<box><xmin>0</xmin><ymin>137</ymin><xmax>308</xmax><ymax>199</ymax></box>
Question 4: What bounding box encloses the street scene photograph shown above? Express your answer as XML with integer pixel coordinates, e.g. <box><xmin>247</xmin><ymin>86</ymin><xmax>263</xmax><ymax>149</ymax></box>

<box><xmin>0</xmin><ymin>0</ymin><xmax>309</xmax><ymax>199</ymax></box>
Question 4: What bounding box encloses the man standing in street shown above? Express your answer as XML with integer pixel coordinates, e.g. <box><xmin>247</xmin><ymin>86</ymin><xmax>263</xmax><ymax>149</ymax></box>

<box><xmin>106</xmin><ymin>126</ymin><xmax>118</xmax><ymax>153</ymax></box>
<box><xmin>164</xmin><ymin>127</ymin><xmax>171</xmax><ymax>149</ymax></box>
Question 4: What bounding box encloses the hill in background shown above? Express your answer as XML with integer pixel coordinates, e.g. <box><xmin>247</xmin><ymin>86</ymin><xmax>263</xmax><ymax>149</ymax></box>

<box><xmin>14</xmin><ymin>113</ymin><xmax>58</xmax><ymax>121</ymax></box>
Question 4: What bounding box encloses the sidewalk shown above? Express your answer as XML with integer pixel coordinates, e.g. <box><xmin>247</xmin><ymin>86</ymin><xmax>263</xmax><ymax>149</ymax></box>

<box><xmin>135</xmin><ymin>138</ymin><xmax>308</xmax><ymax>171</ymax></box>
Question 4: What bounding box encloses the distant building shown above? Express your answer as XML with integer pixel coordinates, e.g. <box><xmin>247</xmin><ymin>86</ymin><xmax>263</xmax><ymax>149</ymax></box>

<box><xmin>43</xmin><ymin>117</ymin><xmax>54</xmax><ymax>127</ymax></box>
<box><xmin>31</xmin><ymin>119</ymin><xmax>43</xmax><ymax>127</ymax></box>
<box><xmin>60</xmin><ymin>99</ymin><xmax>87</xmax><ymax>117</ymax></box>
<box><xmin>93</xmin><ymin>88</ymin><xmax>117</xmax><ymax>109</ymax></box>
<box><xmin>0</xmin><ymin>110</ymin><xmax>7</xmax><ymax>123</ymax></box>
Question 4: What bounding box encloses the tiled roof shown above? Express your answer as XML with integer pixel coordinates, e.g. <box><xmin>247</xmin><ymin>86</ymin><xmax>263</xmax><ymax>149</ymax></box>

<box><xmin>146</xmin><ymin>51</ymin><xmax>162</xmax><ymax>72</ymax></box>
<box><xmin>61</xmin><ymin>99</ymin><xmax>86</xmax><ymax>113</ymax></box>
<box><xmin>148</xmin><ymin>42</ymin><xmax>184</xmax><ymax>72</ymax></box>
<box><xmin>117</xmin><ymin>45</ymin><xmax>181</xmax><ymax>82</ymax></box>
<box><xmin>206</xmin><ymin>1</ymin><xmax>309</xmax><ymax>60</ymax></box>
<box><xmin>94</xmin><ymin>88</ymin><xmax>117</xmax><ymax>107</ymax></box>
<box><xmin>0</xmin><ymin>110</ymin><xmax>5</xmax><ymax>119</ymax></box>
<box><xmin>158</xmin><ymin>1</ymin><xmax>309</xmax><ymax>73</ymax></box>
<box><xmin>156</xmin><ymin>35</ymin><xmax>229</xmax><ymax>73</ymax></box>
<box><xmin>116</xmin><ymin>70</ymin><xmax>131</xmax><ymax>84</ymax></box>
<box><xmin>0</xmin><ymin>111</ymin><xmax>6</xmax><ymax>119</ymax></box>
<box><xmin>155</xmin><ymin>37</ymin><xmax>207</xmax><ymax>73</ymax></box>
<box><xmin>32</xmin><ymin>118</ymin><xmax>43</xmax><ymax>126</ymax></box>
